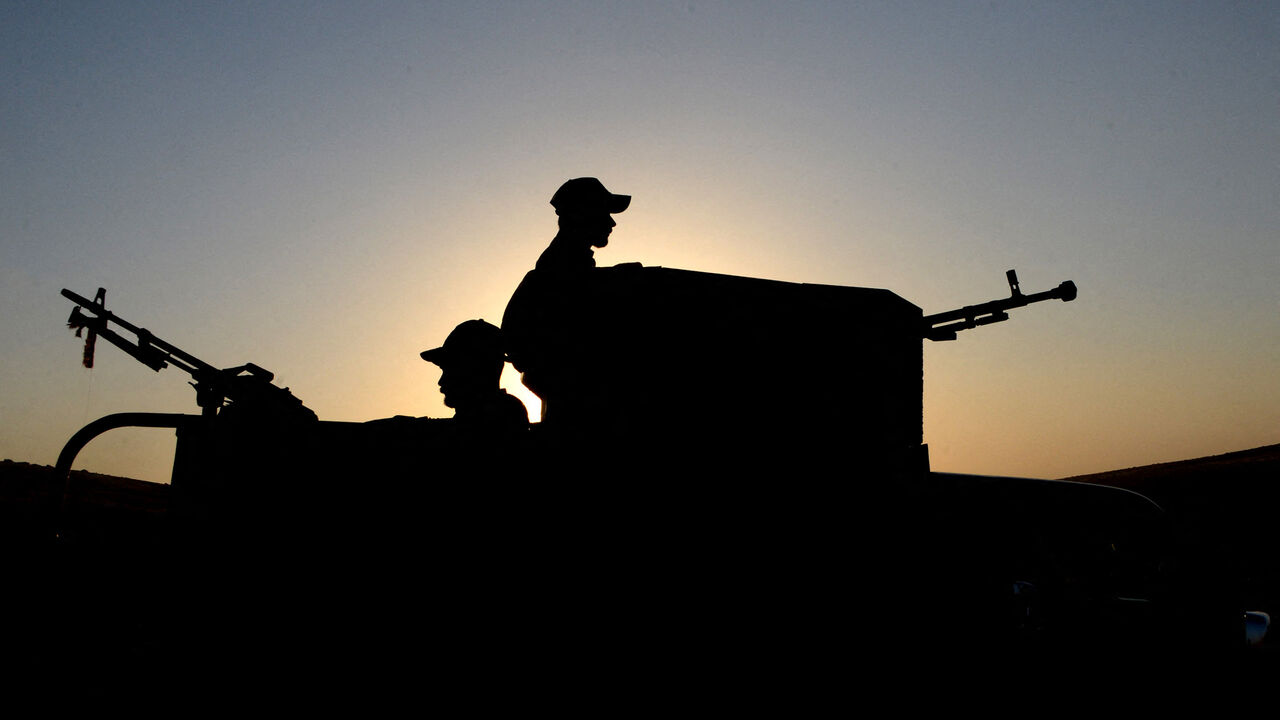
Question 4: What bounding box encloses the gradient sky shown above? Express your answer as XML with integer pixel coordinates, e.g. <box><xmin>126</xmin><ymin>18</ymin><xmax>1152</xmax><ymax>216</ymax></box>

<box><xmin>3</xmin><ymin>1</ymin><xmax>1277</xmax><ymax>484</ymax></box>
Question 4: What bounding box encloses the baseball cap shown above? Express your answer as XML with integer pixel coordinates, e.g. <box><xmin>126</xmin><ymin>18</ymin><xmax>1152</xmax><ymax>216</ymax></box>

<box><xmin>420</xmin><ymin>319</ymin><xmax>504</xmax><ymax>367</ymax></box>
<box><xmin>550</xmin><ymin>177</ymin><xmax>630</xmax><ymax>215</ymax></box>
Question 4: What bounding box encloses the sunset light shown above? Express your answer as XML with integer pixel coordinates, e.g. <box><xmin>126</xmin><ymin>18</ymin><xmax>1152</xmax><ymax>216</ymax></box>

<box><xmin>2</xmin><ymin>2</ymin><xmax>1276</xmax><ymax>483</ymax></box>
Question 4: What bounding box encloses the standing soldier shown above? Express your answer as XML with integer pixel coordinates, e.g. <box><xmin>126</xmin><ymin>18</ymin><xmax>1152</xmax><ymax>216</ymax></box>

<box><xmin>502</xmin><ymin>178</ymin><xmax>631</xmax><ymax>430</ymax></box>
<box><xmin>535</xmin><ymin>177</ymin><xmax>631</xmax><ymax>274</ymax></box>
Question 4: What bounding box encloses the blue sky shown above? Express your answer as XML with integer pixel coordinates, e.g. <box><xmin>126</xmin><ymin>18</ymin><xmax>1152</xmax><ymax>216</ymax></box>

<box><xmin>3</xmin><ymin>1</ymin><xmax>1277</xmax><ymax>482</ymax></box>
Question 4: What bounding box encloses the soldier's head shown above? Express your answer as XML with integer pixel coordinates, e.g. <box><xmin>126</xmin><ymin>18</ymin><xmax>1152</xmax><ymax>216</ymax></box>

<box><xmin>420</xmin><ymin>320</ymin><xmax>505</xmax><ymax>410</ymax></box>
<box><xmin>551</xmin><ymin>177</ymin><xmax>630</xmax><ymax>248</ymax></box>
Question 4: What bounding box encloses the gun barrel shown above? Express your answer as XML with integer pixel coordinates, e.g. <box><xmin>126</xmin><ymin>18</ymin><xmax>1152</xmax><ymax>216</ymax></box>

<box><xmin>62</xmin><ymin>288</ymin><xmax>217</xmax><ymax>376</ymax></box>
<box><xmin>922</xmin><ymin>278</ymin><xmax>1076</xmax><ymax>340</ymax></box>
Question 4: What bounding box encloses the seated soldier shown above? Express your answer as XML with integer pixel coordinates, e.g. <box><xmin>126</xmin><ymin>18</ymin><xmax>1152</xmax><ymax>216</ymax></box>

<box><xmin>419</xmin><ymin>319</ymin><xmax>530</xmax><ymax>437</ymax></box>
<box><xmin>363</xmin><ymin>319</ymin><xmax>528</xmax><ymax>452</ymax></box>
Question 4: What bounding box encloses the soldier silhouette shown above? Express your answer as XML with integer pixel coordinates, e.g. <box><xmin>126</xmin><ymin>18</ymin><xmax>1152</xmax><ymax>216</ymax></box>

<box><xmin>535</xmin><ymin>177</ymin><xmax>631</xmax><ymax>274</ymax></box>
<box><xmin>502</xmin><ymin>178</ymin><xmax>632</xmax><ymax>432</ymax></box>
<box><xmin>420</xmin><ymin>319</ymin><xmax>529</xmax><ymax>436</ymax></box>
<box><xmin>360</xmin><ymin>318</ymin><xmax>527</xmax><ymax>471</ymax></box>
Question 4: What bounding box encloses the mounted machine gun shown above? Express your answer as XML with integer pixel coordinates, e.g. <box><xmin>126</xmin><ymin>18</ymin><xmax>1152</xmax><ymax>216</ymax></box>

<box><xmin>62</xmin><ymin>287</ymin><xmax>314</xmax><ymax>422</ymax></box>
<box><xmin>923</xmin><ymin>269</ymin><xmax>1077</xmax><ymax>341</ymax></box>
<box><xmin>56</xmin><ymin>288</ymin><xmax>319</xmax><ymax>540</ymax></box>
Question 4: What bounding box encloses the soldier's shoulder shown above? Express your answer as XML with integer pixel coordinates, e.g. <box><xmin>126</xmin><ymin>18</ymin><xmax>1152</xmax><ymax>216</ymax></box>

<box><xmin>497</xmin><ymin>389</ymin><xmax>531</xmax><ymax>426</ymax></box>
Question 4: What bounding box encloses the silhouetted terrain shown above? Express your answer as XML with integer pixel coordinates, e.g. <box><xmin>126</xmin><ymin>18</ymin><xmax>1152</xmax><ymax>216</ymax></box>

<box><xmin>1</xmin><ymin>460</ymin><xmax>170</xmax><ymax>561</ymax></box>
<box><xmin>1</xmin><ymin>460</ymin><xmax>174</xmax><ymax>697</ymax></box>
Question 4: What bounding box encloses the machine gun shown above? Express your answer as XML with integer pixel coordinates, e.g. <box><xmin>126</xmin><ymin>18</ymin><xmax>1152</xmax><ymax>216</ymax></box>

<box><xmin>923</xmin><ymin>270</ymin><xmax>1077</xmax><ymax>341</ymax></box>
<box><xmin>62</xmin><ymin>287</ymin><xmax>315</xmax><ymax>422</ymax></box>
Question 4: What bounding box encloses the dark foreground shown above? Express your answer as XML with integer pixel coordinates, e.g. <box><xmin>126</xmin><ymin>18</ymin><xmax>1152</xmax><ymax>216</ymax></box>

<box><xmin>1064</xmin><ymin>443</ymin><xmax>1280</xmax><ymax>627</ymax></box>
<box><xmin>3</xmin><ymin>445</ymin><xmax>1278</xmax><ymax>701</ymax></box>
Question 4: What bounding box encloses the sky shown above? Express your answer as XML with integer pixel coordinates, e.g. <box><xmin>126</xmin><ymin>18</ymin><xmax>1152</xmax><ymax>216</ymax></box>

<box><xmin>2</xmin><ymin>1</ymin><xmax>1277</xmax><ymax>484</ymax></box>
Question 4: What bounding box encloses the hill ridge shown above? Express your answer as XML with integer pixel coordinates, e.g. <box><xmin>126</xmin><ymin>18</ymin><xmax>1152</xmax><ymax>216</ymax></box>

<box><xmin>1061</xmin><ymin>443</ymin><xmax>1280</xmax><ymax>485</ymax></box>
